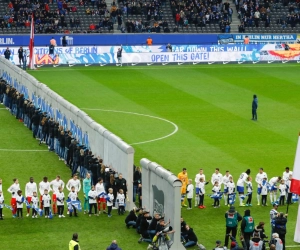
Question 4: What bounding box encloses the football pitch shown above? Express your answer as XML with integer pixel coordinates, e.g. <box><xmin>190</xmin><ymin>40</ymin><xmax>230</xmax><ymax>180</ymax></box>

<box><xmin>0</xmin><ymin>63</ymin><xmax>300</xmax><ymax>249</ymax></box>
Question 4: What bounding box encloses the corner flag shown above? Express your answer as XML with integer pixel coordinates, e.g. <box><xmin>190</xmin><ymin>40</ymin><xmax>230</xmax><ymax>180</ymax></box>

<box><xmin>29</xmin><ymin>14</ymin><xmax>35</xmax><ymax>69</ymax></box>
<box><xmin>291</xmin><ymin>133</ymin><xmax>300</xmax><ymax>243</ymax></box>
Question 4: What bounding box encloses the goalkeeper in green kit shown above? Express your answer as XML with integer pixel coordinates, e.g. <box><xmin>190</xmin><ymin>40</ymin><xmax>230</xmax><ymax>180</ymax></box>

<box><xmin>83</xmin><ymin>173</ymin><xmax>92</xmax><ymax>214</ymax></box>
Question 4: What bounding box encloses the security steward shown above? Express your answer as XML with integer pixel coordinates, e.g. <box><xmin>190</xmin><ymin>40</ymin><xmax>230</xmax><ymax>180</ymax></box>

<box><xmin>224</xmin><ymin>206</ymin><xmax>242</xmax><ymax>248</ymax></box>
<box><xmin>69</xmin><ymin>233</ymin><xmax>81</xmax><ymax>250</ymax></box>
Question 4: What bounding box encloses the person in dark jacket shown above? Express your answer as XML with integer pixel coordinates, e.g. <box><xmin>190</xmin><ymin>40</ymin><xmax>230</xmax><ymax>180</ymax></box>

<box><xmin>4</xmin><ymin>47</ymin><xmax>11</xmax><ymax>60</ymax></box>
<box><xmin>135</xmin><ymin>208</ymin><xmax>144</xmax><ymax>234</ymax></box>
<box><xmin>137</xmin><ymin>183</ymin><xmax>142</xmax><ymax>207</ymax></box>
<box><xmin>64</xmin><ymin>131</ymin><xmax>72</xmax><ymax>164</ymax></box>
<box><xmin>254</xmin><ymin>222</ymin><xmax>268</xmax><ymax>241</ymax></box>
<box><xmin>59</xmin><ymin>130</ymin><xmax>65</xmax><ymax>160</ymax></box>
<box><xmin>252</xmin><ymin>94</ymin><xmax>258</xmax><ymax>121</ymax></box>
<box><xmin>125</xmin><ymin>207</ymin><xmax>138</xmax><ymax>228</ymax></box>
<box><xmin>62</xmin><ymin>36</ymin><xmax>67</xmax><ymax>47</ymax></box>
<box><xmin>16</xmin><ymin>94</ymin><xmax>24</xmax><ymax>120</ymax></box>
<box><xmin>184</xmin><ymin>224</ymin><xmax>199</xmax><ymax>248</ymax></box>
<box><xmin>106</xmin><ymin>173</ymin><xmax>115</xmax><ymax>194</ymax></box>
<box><xmin>138</xmin><ymin>211</ymin><xmax>152</xmax><ymax>243</ymax></box>
<box><xmin>106</xmin><ymin>240</ymin><xmax>122</xmax><ymax>250</ymax></box>
<box><xmin>133</xmin><ymin>166</ymin><xmax>141</xmax><ymax>203</ymax></box>
<box><xmin>53</xmin><ymin>122</ymin><xmax>59</xmax><ymax>154</ymax></box>
<box><xmin>31</xmin><ymin>110</ymin><xmax>40</xmax><ymax>138</ymax></box>
<box><xmin>181</xmin><ymin>217</ymin><xmax>188</xmax><ymax>242</ymax></box>
<box><xmin>116</xmin><ymin>45</ymin><xmax>122</xmax><ymax>66</ymax></box>
<box><xmin>18</xmin><ymin>46</ymin><xmax>24</xmax><ymax>66</ymax></box>
<box><xmin>114</xmin><ymin>173</ymin><xmax>127</xmax><ymax>206</ymax></box>
<box><xmin>147</xmin><ymin>213</ymin><xmax>161</xmax><ymax>240</ymax></box>
<box><xmin>68</xmin><ymin>139</ymin><xmax>77</xmax><ymax>169</ymax></box>
<box><xmin>48</xmin><ymin>119</ymin><xmax>55</xmax><ymax>151</ymax></box>
<box><xmin>228</xmin><ymin>235</ymin><xmax>241</xmax><ymax>250</ymax></box>
<box><xmin>274</xmin><ymin>213</ymin><xmax>287</xmax><ymax>250</ymax></box>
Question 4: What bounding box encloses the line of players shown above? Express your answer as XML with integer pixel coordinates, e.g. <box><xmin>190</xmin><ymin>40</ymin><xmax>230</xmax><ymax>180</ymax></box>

<box><xmin>191</xmin><ymin>167</ymin><xmax>294</xmax><ymax>208</ymax></box>
<box><xmin>0</xmin><ymin>173</ymin><xmax>126</xmax><ymax>219</ymax></box>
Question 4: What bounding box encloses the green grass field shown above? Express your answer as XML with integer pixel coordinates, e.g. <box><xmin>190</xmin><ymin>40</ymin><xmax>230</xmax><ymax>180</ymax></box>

<box><xmin>0</xmin><ymin>64</ymin><xmax>300</xmax><ymax>249</ymax></box>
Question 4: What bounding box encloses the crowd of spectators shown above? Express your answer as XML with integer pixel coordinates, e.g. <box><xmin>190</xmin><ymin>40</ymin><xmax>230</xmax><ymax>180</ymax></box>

<box><xmin>0</xmin><ymin>0</ymin><xmax>236</xmax><ymax>34</ymax></box>
<box><xmin>121</xmin><ymin>0</ymin><xmax>233</xmax><ymax>33</ymax></box>
<box><xmin>3</xmin><ymin>0</ymin><xmax>300</xmax><ymax>34</ymax></box>
<box><xmin>237</xmin><ymin>0</ymin><xmax>300</xmax><ymax>33</ymax></box>
<box><xmin>0</xmin><ymin>0</ymin><xmax>81</xmax><ymax>33</ymax></box>
<box><xmin>86</xmin><ymin>2</ymin><xmax>122</xmax><ymax>33</ymax></box>
<box><xmin>171</xmin><ymin>0</ymin><xmax>232</xmax><ymax>32</ymax></box>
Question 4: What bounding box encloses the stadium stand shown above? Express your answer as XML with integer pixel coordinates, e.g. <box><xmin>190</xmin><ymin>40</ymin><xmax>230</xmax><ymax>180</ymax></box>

<box><xmin>237</xmin><ymin>0</ymin><xmax>300</xmax><ymax>33</ymax></box>
<box><xmin>0</xmin><ymin>0</ymin><xmax>299</xmax><ymax>34</ymax></box>
<box><xmin>0</xmin><ymin>0</ymin><xmax>116</xmax><ymax>34</ymax></box>
<box><xmin>119</xmin><ymin>0</ymin><xmax>232</xmax><ymax>33</ymax></box>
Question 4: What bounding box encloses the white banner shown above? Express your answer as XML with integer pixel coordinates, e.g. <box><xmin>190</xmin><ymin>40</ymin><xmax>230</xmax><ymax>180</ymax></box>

<box><xmin>3</xmin><ymin>50</ymin><xmax>300</xmax><ymax>66</ymax></box>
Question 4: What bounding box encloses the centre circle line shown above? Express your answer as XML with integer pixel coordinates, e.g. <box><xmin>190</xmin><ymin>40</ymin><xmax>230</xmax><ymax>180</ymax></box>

<box><xmin>80</xmin><ymin>108</ymin><xmax>179</xmax><ymax>145</ymax></box>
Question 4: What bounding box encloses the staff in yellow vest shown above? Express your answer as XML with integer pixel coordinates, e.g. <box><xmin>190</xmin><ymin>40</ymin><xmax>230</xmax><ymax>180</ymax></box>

<box><xmin>178</xmin><ymin>168</ymin><xmax>188</xmax><ymax>207</ymax></box>
<box><xmin>69</xmin><ymin>233</ymin><xmax>81</xmax><ymax>250</ymax></box>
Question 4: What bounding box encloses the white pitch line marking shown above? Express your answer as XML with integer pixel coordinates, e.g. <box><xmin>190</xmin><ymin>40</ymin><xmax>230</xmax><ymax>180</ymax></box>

<box><xmin>31</xmin><ymin>64</ymin><xmax>300</xmax><ymax>72</ymax></box>
<box><xmin>0</xmin><ymin>149</ymin><xmax>48</xmax><ymax>152</ymax></box>
<box><xmin>80</xmin><ymin>108</ymin><xmax>179</xmax><ymax>145</ymax></box>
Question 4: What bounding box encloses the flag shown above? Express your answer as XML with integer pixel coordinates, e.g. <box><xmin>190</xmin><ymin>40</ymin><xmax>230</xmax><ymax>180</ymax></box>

<box><xmin>291</xmin><ymin>134</ymin><xmax>300</xmax><ymax>243</ymax></box>
<box><xmin>4</xmin><ymin>204</ymin><xmax>13</xmax><ymax>210</ymax></box>
<box><xmin>66</xmin><ymin>199</ymin><xmax>73</xmax><ymax>213</ymax></box>
<box><xmin>291</xmin><ymin>134</ymin><xmax>300</xmax><ymax>195</ymax></box>
<box><xmin>49</xmin><ymin>208</ymin><xmax>53</xmax><ymax>219</ymax></box>
<box><xmin>66</xmin><ymin>199</ymin><xmax>82</xmax><ymax>212</ymax></box>
<box><xmin>228</xmin><ymin>193</ymin><xmax>236</xmax><ymax>205</ymax></box>
<box><xmin>72</xmin><ymin>200</ymin><xmax>82</xmax><ymax>212</ymax></box>
<box><xmin>292</xmin><ymin>193</ymin><xmax>299</xmax><ymax>202</ymax></box>
<box><xmin>32</xmin><ymin>205</ymin><xmax>42</xmax><ymax>216</ymax></box>
<box><xmin>25</xmin><ymin>199</ymin><xmax>31</xmax><ymax>209</ymax></box>
<box><xmin>209</xmin><ymin>192</ymin><xmax>223</xmax><ymax>200</ymax></box>
<box><xmin>98</xmin><ymin>192</ymin><xmax>108</xmax><ymax>199</ymax></box>
<box><xmin>29</xmin><ymin>14</ymin><xmax>35</xmax><ymax>70</ymax></box>
<box><xmin>32</xmin><ymin>207</ymin><xmax>43</xmax><ymax>216</ymax></box>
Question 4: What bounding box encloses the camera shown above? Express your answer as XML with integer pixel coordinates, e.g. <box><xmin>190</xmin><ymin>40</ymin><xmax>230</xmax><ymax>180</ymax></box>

<box><xmin>158</xmin><ymin>226</ymin><xmax>173</xmax><ymax>235</ymax></box>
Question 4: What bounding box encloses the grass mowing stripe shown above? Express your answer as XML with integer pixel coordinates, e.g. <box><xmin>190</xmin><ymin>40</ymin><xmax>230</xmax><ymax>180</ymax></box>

<box><xmin>146</xmin><ymin>65</ymin><xmax>300</xmax><ymax>142</ymax></box>
<box><xmin>92</xmin><ymin>66</ymin><xmax>296</xmax><ymax>169</ymax></box>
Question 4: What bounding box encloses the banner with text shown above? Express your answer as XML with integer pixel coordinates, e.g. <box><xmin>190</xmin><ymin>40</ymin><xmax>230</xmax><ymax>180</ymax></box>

<box><xmin>3</xmin><ymin>43</ymin><xmax>300</xmax><ymax>65</ymax></box>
